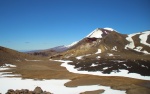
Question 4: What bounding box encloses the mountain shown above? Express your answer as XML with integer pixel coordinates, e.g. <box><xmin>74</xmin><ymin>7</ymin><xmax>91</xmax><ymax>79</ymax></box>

<box><xmin>26</xmin><ymin>45</ymin><xmax>69</xmax><ymax>57</ymax></box>
<box><xmin>26</xmin><ymin>41</ymin><xmax>79</xmax><ymax>57</ymax></box>
<box><xmin>61</xmin><ymin>28</ymin><xmax>150</xmax><ymax>58</ymax></box>
<box><xmin>86</xmin><ymin>27</ymin><xmax>115</xmax><ymax>38</ymax></box>
<box><xmin>0</xmin><ymin>46</ymin><xmax>42</xmax><ymax>65</ymax></box>
<box><xmin>55</xmin><ymin>28</ymin><xmax>150</xmax><ymax>76</ymax></box>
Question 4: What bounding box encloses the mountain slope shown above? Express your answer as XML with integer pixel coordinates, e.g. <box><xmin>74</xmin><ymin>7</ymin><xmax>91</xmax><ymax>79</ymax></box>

<box><xmin>0</xmin><ymin>46</ymin><xmax>42</xmax><ymax>65</ymax></box>
<box><xmin>61</xmin><ymin>28</ymin><xmax>150</xmax><ymax>59</ymax></box>
<box><xmin>55</xmin><ymin>28</ymin><xmax>150</xmax><ymax>76</ymax></box>
<box><xmin>125</xmin><ymin>31</ymin><xmax>150</xmax><ymax>54</ymax></box>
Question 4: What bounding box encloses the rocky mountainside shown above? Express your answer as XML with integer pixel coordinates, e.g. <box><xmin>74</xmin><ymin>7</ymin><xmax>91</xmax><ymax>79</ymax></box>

<box><xmin>56</xmin><ymin>28</ymin><xmax>150</xmax><ymax>76</ymax></box>
<box><xmin>61</xmin><ymin>28</ymin><xmax>150</xmax><ymax>60</ymax></box>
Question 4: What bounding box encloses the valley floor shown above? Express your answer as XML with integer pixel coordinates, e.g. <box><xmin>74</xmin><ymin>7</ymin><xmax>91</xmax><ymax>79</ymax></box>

<box><xmin>0</xmin><ymin>59</ymin><xmax>150</xmax><ymax>94</ymax></box>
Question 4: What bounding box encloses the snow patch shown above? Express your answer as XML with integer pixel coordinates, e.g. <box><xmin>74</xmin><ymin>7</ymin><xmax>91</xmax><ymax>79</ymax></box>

<box><xmin>1</xmin><ymin>64</ymin><xmax>16</xmax><ymax>68</ymax></box>
<box><xmin>111</xmin><ymin>60</ymin><xmax>126</xmax><ymax>63</ymax></box>
<box><xmin>76</xmin><ymin>56</ymin><xmax>83</xmax><ymax>60</ymax></box>
<box><xmin>76</xmin><ymin>54</ymin><xmax>91</xmax><ymax>60</ymax></box>
<box><xmin>107</xmin><ymin>53</ymin><xmax>114</xmax><ymax>56</ymax></box>
<box><xmin>91</xmin><ymin>64</ymin><xmax>98</xmax><ymax>67</ymax></box>
<box><xmin>139</xmin><ymin>31</ymin><xmax>150</xmax><ymax>47</ymax></box>
<box><xmin>134</xmin><ymin>46</ymin><xmax>143</xmax><ymax>51</ymax></box>
<box><xmin>0</xmin><ymin>64</ymin><xmax>21</xmax><ymax>77</ymax></box>
<box><xmin>104</xmin><ymin>27</ymin><xmax>114</xmax><ymax>31</ymax></box>
<box><xmin>104</xmin><ymin>46</ymin><xmax>107</xmax><ymax>50</ymax></box>
<box><xmin>125</xmin><ymin>34</ymin><xmax>137</xmax><ymax>49</ymax></box>
<box><xmin>56</xmin><ymin>60</ymin><xmax>150</xmax><ymax>80</ymax></box>
<box><xmin>0</xmin><ymin>64</ymin><xmax>16</xmax><ymax>71</ymax></box>
<box><xmin>95</xmin><ymin>49</ymin><xmax>101</xmax><ymax>54</ymax></box>
<box><xmin>134</xmin><ymin>46</ymin><xmax>150</xmax><ymax>54</ymax></box>
<box><xmin>0</xmin><ymin>72</ymin><xmax>21</xmax><ymax>77</ymax></box>
<box><xmin>96</xmin><ymin>56</ymin><xmax>101</xmax><ymax>59</ymax></box>
<box><xmin>112</xmin><ymin>46</ymin><xmax>117</xmax><ymax>51</ymax></box>
<box><xmin>103</xmin><ymin>67</ymin><xmax>108</xmax><ymax>70</ymax></box>
<box><xmin>86</xmin><ymin>28</ymin><xmax>103</xmax><ymax>38</ymax></box>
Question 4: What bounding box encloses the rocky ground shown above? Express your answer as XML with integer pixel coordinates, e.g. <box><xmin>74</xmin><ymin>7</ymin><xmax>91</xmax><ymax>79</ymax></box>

<box><xmin>5</xmin><ymin>86</ymin><xmax>52</xmax><ymax>94</ymax></box>
<box><xmin>69</xmin><ymin>59</ymin><xmax>150</xmax><ymax>76</ymax></box>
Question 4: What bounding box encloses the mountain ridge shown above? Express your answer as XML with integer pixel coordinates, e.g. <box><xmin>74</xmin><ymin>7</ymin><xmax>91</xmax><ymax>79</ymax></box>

<box><xmin>0</xmin><ymin>46</ymin><xmax>44</xmax><ymax>65</ymax></box>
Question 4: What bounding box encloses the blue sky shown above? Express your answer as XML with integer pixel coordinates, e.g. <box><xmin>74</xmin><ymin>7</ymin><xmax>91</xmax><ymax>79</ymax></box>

<box><xmin>0</xmin><ymin>0</ymin><xmax>150</xmax><ymax>51</ymax></box>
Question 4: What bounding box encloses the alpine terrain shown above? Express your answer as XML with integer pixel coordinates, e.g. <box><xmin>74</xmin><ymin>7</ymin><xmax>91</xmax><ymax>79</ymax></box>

<box><xmin>0</xmin><ymin>27</ymin><xmax>150</xmax><ymax>94</ymax></box>
<box><xmin>56</xmin><ymin>27</ymin><xmax>150</xmax><ymax>77</ymax></box>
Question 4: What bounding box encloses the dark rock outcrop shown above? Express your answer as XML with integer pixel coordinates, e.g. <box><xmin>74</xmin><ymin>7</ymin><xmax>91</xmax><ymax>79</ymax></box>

<box><xmin>5</xmin><ymin>86</ymin><xmax>52</xmax><ymax>94</ymax></box>
<box><xmin>34</xmin><ymin>86</ymin><xmax>43</xmax><ymax>94</ymax></box>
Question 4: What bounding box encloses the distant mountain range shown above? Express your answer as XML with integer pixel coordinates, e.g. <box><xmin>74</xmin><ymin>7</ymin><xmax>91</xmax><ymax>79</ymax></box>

<box><xmin>25</xmin><ymin>41</ymin><xmax>79</xmax><ymax>57</ymax></box>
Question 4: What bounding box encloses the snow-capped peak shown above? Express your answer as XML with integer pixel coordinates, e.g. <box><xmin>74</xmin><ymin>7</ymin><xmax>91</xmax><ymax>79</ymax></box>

<box><xmin>104</xmin><ymin>27</ymin><xmax>114</xmax><ymax>31</ymax></box>
<box><xmin>86</xmin><ymin>27</ymin><xmax>115</xmax><ymax>38</ymax></box>
<box><xmin>86</xmin><ymin>28</ymin><xmax>103</xmax><ymax>38</ymax></box>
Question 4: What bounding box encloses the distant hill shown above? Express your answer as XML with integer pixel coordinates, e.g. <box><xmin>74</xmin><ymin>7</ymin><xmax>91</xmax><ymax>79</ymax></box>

<box><xmin>0</xmin><ymin>46</ymin><xmax>43</xmax><ymax>65</ymax></box>
<box><xmin>25</xmin><ymin>45</ymin><xmax>68</xmax><ymax>57</ymax></box>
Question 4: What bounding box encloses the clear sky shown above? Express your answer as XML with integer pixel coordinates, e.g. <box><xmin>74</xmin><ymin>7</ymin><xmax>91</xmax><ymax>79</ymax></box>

<box><xmin>0</xmin><ymin>0</ymin><xmax>150</xmax><ymax>51</ymax></box>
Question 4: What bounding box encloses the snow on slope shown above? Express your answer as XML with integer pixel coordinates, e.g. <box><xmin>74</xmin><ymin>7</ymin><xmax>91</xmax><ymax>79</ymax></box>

<box><xmin>86</xmin><ymin>28</ymin><xmax>103</xmax><ymax>38</ymax></box>
<box><xmin>139</xmin><ymin>31</ymin><xmax>150</xmax><ymax>47</ymax></box>
<box><xmin>125</xmin><ymin>31</ymin><xmax>150</xmax><ymax>54</ymax></box>
<box><xmin>86</xmin><ymin>27</ymin><xmax>115</xmax><ymax>38</ymax></box>
<box><xmin>95</xmin><ymin>49</ymin><xmax>101</xmax><ymax>54</ymax></box>
<box><xmin>103</xmin><ymin>27</ymin><xmax>114</xmax><ymax>31</ymax></box>
<box><xmin>76</xmin><ymin>54</ymin><xmax>91</xmax><ymax>60</ymax></box>
<box><xmin>0</xmin><ymin>64</ymin><xmax>16</xmax><ymax>71</ymax></box>
<box><xmin>125</xmin><ymin>33</ymin><xmax>137</xmax><ymax>49</ymax></box>
<box><xmin>112</xmin><ymin>46</ymin><xmax>117</xmax><ymax>51</ymax></box>
<box><xmin>134</xmin><ymin>46</ymin><xmax>150</xmax><ymax>54</ymax></box>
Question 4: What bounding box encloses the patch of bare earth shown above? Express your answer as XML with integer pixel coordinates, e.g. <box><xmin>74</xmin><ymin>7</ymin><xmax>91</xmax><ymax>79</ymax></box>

<box><xmin>80</xmin><ymin>89</ymin><xmax>104</xmax><ymax>94</ymax></box>
<box><xmin>6</xmin><ymin>60</ymin><xmax>150</xmax><ymax>94</ymax></box>
<box><xmin>13</xmin><ymin>60</ymin><xmax>84</xmax><ymax>79</ymax></box>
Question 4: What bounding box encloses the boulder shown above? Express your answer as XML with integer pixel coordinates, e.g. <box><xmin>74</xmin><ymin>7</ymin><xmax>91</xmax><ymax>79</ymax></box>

<box><xmin>34</xmin><ymin>86</ymin><xmax>43</xmax><ymax>94</ymax></box>
<box><xmin>5</xmin><ymin>86</ymin><xmax>52</xmax><ymax>94</ymax></box>
<box><xmin>6</xmin><ymin>89</ymin><xmax>15</xmax><ymax>94</ymax></box>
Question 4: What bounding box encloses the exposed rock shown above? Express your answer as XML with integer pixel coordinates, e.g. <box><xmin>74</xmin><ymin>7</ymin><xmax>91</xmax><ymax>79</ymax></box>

<box><xmin>5</xmin><ymin>86</ymin><xmax>52</xmax><ymax>94</ymax></box>
<box><xmin>6</xmin><ymin>89</ymin><xmax>15</xmax><ymax>94</ymax></box>
<box><xmin>34</xmin><ymin>86</ymin><xmax>43</xmax><ymax>94</ymax></box>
